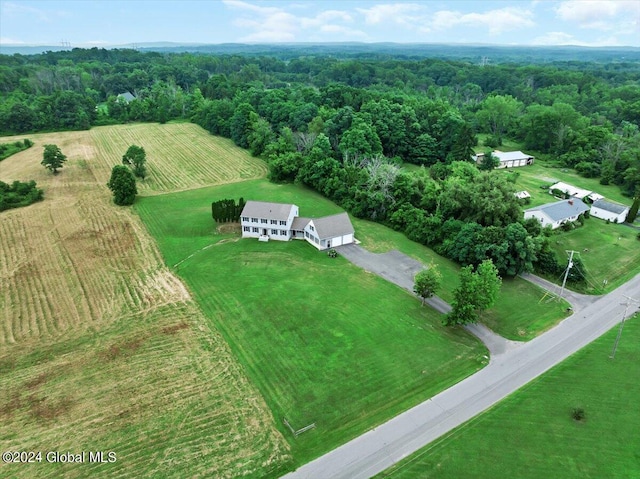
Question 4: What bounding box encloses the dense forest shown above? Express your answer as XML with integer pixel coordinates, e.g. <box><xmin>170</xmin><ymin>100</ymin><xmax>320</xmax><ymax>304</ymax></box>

<box><xmin>1</xmin><ymin>46</ymin><xmax>638</xmax><ymax>278</ymax></box>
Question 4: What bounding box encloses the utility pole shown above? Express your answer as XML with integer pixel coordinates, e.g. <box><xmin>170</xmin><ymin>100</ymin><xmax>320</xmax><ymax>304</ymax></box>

<box><xmin>610</xmin><ymin>295</ymin><xmax>639</xmax><ymax>359</ymax></box>
<box><xmin>559</xmin><ymin>250</ymin><xmax>578</xmax><ymax>299</ymax></box>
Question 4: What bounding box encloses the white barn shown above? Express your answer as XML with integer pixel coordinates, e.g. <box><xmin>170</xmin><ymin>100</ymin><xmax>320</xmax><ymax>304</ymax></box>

<box><xmin>240</xmin><ymin>201</ymin><xmax>355</xmax><ymax>250</ymax></box>
<box><xmin>524</xmin><ymin>198</ymin><xmax>590</xmax><ymax>229</ymax></box>
<box><xmin>473</xmin><ymin>150</ymin><xmax>534</xmax><ymax>168</ymax></box>
<box><xmin>590</xmin><ymin>199</ymin><xmax>630</xmax><ymax>223</ymax></box>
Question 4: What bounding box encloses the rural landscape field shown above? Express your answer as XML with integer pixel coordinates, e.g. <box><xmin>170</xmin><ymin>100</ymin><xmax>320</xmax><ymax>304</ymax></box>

<box><xmin>378</xmin><ymin>310</ymin><xmax>640</xmax><ymax>479</ymax></box>
<box><xmin>1</xmin><ymin>122</ymin><xmax>578</xmax><ymax>477</ymax></box>
<box><xmin>0</xmin><ymin>124</ymin><xmax>290</xmax><ymax>478</ymax></box>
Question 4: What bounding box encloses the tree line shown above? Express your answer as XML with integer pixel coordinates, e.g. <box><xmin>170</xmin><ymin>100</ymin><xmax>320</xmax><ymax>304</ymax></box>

<box><xmin>1</xmin><ymin>47</ymin><xmax>638</xmax><ymax>272</ymax></box>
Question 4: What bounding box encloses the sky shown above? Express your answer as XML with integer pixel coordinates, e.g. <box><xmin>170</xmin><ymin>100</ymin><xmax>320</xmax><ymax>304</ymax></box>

<box><xmin>1</xmin><ymin>0</ymin><xmax>639</xmax><ymax>48</ymax></box>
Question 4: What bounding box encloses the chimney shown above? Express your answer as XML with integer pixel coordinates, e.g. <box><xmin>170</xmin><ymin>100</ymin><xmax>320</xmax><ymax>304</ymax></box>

<box><xmin>568</xmin><ymin>200</ymin><xmax>573</xmax><ymax>205</ymax></box>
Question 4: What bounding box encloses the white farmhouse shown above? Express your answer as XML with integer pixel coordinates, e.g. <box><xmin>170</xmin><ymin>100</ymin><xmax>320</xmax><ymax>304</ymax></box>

<box><xmin>240</xmin><ymin>201</ymin><xmax>355</xmax><ymax>250</ymax></box>
<box><xmin>473</xmin><ymin>150</ymin><xmax>534</xmax><ymax>168</ymax></box>
<box><xmin>524</xmin><ymin>198</ymin><xmax>589</xmax><ymax>229</ymax></box>
<box><xmin>590</xmin><ymin>199</ymin><xmax>630</xmax><ymax>223</ymax></box>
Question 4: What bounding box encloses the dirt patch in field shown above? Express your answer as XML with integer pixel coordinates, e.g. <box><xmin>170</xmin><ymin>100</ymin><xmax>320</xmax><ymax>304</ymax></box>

<box><xmin>217</xmin><ymin>222</ymin><xmax>241</xmax><ymax>234</ymax></box>
<box><xmin>161</xmin><ymin>323</ymin><xmax>190</xmax><ymax>335</ymax></box>
<box><xmin>102</xmin><ymin>335</ymin><xmax>149</xmax><ymax>361</ymax></box>
<box><xmin>28</xmin><ymin>394</ymin><xmax>75</xmax><ymax>421</ymax></box>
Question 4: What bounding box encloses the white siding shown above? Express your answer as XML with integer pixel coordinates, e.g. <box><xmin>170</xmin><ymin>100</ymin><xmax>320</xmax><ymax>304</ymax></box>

<box><xmin>524</xmin><ymin>210</ymin><xmax>556</xmax><ymax>229</ymax></box>
<box><xmin>590</xmin><ymin>206</ymin><xmax>628</xmax><ymax>223</ymax></box>
<box><xmin>241</xmin><ymin>204</ymin><xmax>297</xmax><ymax>241</ymax></box>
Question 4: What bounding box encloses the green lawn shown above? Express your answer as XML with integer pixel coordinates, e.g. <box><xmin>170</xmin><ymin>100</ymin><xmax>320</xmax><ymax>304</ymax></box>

<box><xmin>351</xmin><ymin>216</ymin><xmax>570</xmax><ymax>340</ymax></box>
<box><xmin>493</xmin><ymin>157</ymin><xmax>632</xmax><ymax>208</ymax></box>
<box><xmin>137</xmin><ymin>178</ymin><xmax>571</xmax><ymax>341</ymax></box>
<box><xmin>135</xmin><ymin>180</ymin><xmax>488</xmax><ymax>470</ymax></box>
<box><xmin>547</xmin><ymin>219</ymin><xmax>640</xmax><ymax>294</ymax></box>
<box><xmin>377</xmin><ymin>314</ymin><xmax>640</xmax><ymax>479</ymax></box>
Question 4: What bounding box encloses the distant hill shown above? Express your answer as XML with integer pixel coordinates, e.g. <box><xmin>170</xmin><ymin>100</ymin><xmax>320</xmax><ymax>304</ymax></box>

<box><xmin>2</xmin><ymin>42</ymin><xmax>639</xmax><ymax>63</ymax></box>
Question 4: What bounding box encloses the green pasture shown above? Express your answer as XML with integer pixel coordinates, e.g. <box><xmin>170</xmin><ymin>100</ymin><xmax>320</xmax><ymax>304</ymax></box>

<box><xmin>547</xmin><ymin>219</ymin><xmax>640</xmax><ymax>294</ymax></box>
<box><xmin>378</xmin><ymin>313</ymin><xmax>640</xmax><ymax>479</ymax></box>
<box><xmin>135</xmin><ymin>181</ymin><xmax>489</xmax><ymax>469</ymax></box>
<box><xmin>137</xmin><ymin>178</ymin><xmax>571</xmax><ymax>340</ymax></box>
<box><xmin>351</xmin><ymin>216</ymin><xmax>570</xmax><ymax>340</ymax></box>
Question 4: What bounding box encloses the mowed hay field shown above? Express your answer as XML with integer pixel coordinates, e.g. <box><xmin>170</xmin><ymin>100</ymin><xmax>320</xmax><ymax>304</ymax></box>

<box><xmin>0</xmin><ymin>127</ymin><xmax>290</xmax><ymax>477</ymax></box>
<box><xmin>1</xmin><ymin>122</ymin><xmax>267</xmax><ymax>195</ymax></box>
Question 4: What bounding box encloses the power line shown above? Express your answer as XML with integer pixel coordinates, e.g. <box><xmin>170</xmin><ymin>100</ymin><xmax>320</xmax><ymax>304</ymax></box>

<box><xmin>559</xmin><ymin>250</ymin><xmax>578</xmax><ymax>299</ymax></box>
<box><xmin>610</xmin><ymin>295</ymin><xmax>639</xmax><ymax>359</ymax></box>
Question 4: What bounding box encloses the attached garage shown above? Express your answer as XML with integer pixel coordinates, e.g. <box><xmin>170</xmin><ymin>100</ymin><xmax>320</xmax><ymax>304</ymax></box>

<box><xmin>590</xmin><ymin>199</ymin><xmax>630</xmax><ymax>223</ymax></box>
<box><xmin>304</xmin><ymin>213</ymin><xmax>355</xmax><ymax>251</ymax></box>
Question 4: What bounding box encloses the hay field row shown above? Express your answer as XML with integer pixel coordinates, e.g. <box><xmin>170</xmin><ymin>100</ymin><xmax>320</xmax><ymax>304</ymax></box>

<box><xmin>91</xmin><ymin>123</ymin><xmax>268</xmax><ymax>193</ymax></box>
<box><xmin>0</xmin><ymin>302</ymin><xmax>290</xmax><ymax>479</ymax></box>
<box><xmin>0</xmin><ymin>126</ymin><xmax>289</xmax><ymax>477</ymax></box>
<box><xmin>1</xmin><ymin>122</ymin><xmax>267</xmax><ymax>195</ymax></box>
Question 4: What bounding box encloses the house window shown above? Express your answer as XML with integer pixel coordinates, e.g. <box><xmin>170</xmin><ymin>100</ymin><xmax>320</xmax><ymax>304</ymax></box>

<box><xmin>279</xmin><ymin>220</ymin><xmax>287</xmax><ymax>225</ymax></box>
<box><xmin>261</xmin><ymin>219</ymin><xmax>268</xmax><ymax>224</ymax></box>
<box><xmin>280</xmin><ymin>230</ymin><xmax>287</xmax><ymax>235</ymax></box>
<box><xmin>251</xmin><ymin>217</ymin><xmax>258</xmax><ymax>223</ymax></box>
<box><xmin>243</xmin><ymin>226</ymin><xmax>250</xmax><ymax>232</ymax></box>
<box><xmin>252</xmin><ymin>227</ymin><xmax>259</xmax><ymax>233</ymax></box>
<box><xmin>309</xmin><ymin>225</ymin><xmax>315</xmax><ymax>231</ymax></box>
<box><xmin>305</xmin><ymin>231</ymin><xmax>309</xmax><ymax>238</ymax></box>
<box><xmin>242</xmin><ymin>216</ymin><xmax>249</xmax><ymax>222</ymax></box>
<box><xmin>271</xmin><ymin>229</ymin><xmax>278</xmax><ymax>235</ymax></box>
<box><xmin>270</xmin><ymin>219</ymin><xmax>277</xmax><ymax>225</ymax></box>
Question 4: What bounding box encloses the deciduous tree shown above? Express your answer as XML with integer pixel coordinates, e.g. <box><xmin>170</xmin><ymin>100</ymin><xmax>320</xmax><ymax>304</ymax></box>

<box><xmin>413</xmin><ymin>267</ymin><xmax>442</xmax><ymax>306</ymax></box>
<box><xmin>41</xmin><ymin>144</ymin><xmax>67</xmax><ymax>174</ymax></box>
<box><xmin>122</xmin><ymin>144</ymin><xmax>147</xmax><ymax>178</ymax></box>
<box><xmin>445</xmin><ymin>259</ymin><xmax>501</xmax><ymax>326</ymax></box>
<box><xmin>107</xmin><ymin>165</ymin><xmax>137</xmax><ymax>206</ymax></box>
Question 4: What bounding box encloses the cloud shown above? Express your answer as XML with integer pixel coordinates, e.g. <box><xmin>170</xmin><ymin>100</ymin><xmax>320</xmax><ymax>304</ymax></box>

<box><xmin>0</xmin><ymin>36</ymin><xmax>25</xmax><ymax>45</ymax></box>
<box><xmin>431</xmin><ymin>7</ymin><xmax>535</xmax><ymax>35</ymax></box>
<box><xmin>532</xmin><ymin>31</ymin><xmax>624</xmax><ymax>47</ymax></box>
<box><xmin>1</xmin><ymin>1</ymin><xmax>51</xmax><ymax>22</ymax></box>
<box><xmin>356</xmin><ymin>3</ymin><xmax>425</xmax><ymax>26</ymax></box>
<box><xmin>223</xmin><ymin>1</ymin><xmax>358</xmax><ymax>42</ymax></box>
<box><xmin>555</xmin><ymin>0</ymin><xmax>640</xmax><ymax>30</ymax></box>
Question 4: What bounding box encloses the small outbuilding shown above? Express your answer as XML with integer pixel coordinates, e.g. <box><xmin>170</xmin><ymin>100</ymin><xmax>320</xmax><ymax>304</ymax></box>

<box><xmin>524</xmin><ymin>198</ymin><xmax>590</xmax><ymax>229</ymax></box>
<box><xmin>590</xmin><ymin>199</ymin><xmax>630</xmax><ymax>223</ymax></box>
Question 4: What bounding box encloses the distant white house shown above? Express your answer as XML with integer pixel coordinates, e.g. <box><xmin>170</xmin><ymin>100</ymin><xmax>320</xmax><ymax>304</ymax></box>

<box><xmin>117</xmin><ymin>91</ymin><xmax>136</xmax><ymax>103</ymax></box>
<box><xmin>524</xmin><ymin>198</ymin><xmax>590</xmax><ymax>229</ymax></box>
<box><xmin>240</xmin><ymin>201</ymin><xmax>355</xmax><ymax>251</ymax></box>
<box><xmin>590</xmin><ymin>199</ymin><xmax>630</xmax><ymax>223</ymax></box>
<box><xmin>515</xmin><ymin>190</ymin><xmax>531</xmax><ymax>200</ymax></box>
<box><xmin>473</xmin><ymin>150</ymin><xmax>534</xmax><ymax>168</ymax></box>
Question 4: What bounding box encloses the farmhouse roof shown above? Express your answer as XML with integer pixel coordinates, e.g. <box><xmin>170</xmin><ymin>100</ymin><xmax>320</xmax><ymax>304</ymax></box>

<box><xmin>117</xmin><ymin>91</ymin><xmax>136</xmax><ymax>102</ymax></box>
<box><xmin>592</xmin><ymin>199</ymin><xmax>629</xmax><ymax>214</ymax></box>
<box><xmin>549</xmin><ymin>181</ymin><xmax>593</xmax><ymax>200</ymax></box>
<box><xmin>291</xmin><ymin>216</ymin><xmax>310</xmax><ymax>230</ymax></box>
<box><xmin>312</xmin><ymin>212</ymin><xmax>354</xmax><ymax>240</ymax></box>
<box><xmin>241</xmin><ymin>201</ymin><xmax>296</xmax><ymax>221</ymax></box>
<box><xmin>525</xmin><ymin>198</ymin><xmax>590</xmax><ymax>222</ymax></box>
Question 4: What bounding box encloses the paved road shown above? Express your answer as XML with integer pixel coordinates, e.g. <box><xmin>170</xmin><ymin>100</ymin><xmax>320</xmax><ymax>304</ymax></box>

<box><xmin>519</xmin><ymin>272</ymin><xmax>600</xmax><ymax>312</ymax></box>
<box><xmin>282</xmin><ymin>245</ymin><xmax>640</xmax><ymax>479</ymax></box>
